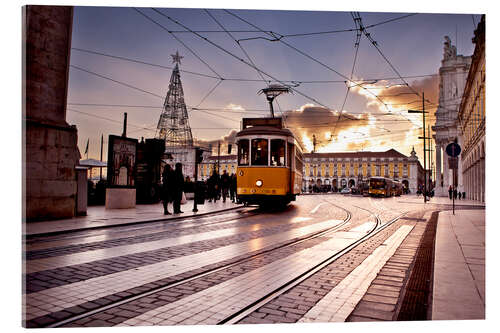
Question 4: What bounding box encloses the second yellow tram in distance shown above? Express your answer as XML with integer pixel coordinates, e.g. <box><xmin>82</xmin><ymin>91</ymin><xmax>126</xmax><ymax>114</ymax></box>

<box><xmin>236</xmin><ymin>117</ymin><xmax>303</xmax><ymax>206</ymax></box>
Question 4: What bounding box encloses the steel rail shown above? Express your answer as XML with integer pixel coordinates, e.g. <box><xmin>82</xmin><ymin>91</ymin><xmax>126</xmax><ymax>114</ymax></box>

<box><xmin>46</xmin><ymin>200</ymin><xmax>352</xmax><ymax>328</ymax></box>
<box><xmin>24</xmin><ymin>208</ymin><xmax>260</xmax><ymax>257</ymax></box>
<box><xmin>220</xmin><ymin>201</ymin><xmax>407</xmax><ymax>324</ymax></box>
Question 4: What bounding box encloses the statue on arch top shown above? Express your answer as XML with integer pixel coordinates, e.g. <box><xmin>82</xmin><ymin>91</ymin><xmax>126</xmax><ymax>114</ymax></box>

<box><xmin>443</xmin><ymin>36</ymin><xmax>457</xmax><ymax>60</ymax></box>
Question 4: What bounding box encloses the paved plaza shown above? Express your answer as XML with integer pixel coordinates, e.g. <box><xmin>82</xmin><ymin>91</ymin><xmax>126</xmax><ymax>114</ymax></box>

<box><xmin>21</xmin><ymin>194</ymin><xmax>486</xmax><ymax>328</ymax></box>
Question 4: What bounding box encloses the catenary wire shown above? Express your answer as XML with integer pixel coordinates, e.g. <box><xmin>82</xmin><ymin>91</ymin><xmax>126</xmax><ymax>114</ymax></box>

<box><xmin>147</xmin><ymin>7</ymin><xmax>331</xmax><ymax>109</ymax></box>
<box><xmin>134</xmin><ymin>8</ymin><xmax>223</xmax><ymax>80</ymax></box>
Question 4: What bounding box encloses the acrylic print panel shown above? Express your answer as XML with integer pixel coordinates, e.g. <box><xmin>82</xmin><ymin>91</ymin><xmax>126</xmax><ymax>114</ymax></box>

<box><xmin>21</xmin><ymin>0</ymin><xmax>486</xmax><ymax>331</ymax></box>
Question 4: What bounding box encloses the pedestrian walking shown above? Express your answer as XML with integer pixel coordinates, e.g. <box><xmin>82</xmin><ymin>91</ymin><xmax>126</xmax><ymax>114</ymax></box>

<box><xmin>172</xmin><ymin>163</ymin><xmax>185</xmax><ymax>214</ymax></box>
<box><xmin>453</xmin><ymin>187</ymin><xmax>458</xmax><ymax>199</ymax></box>
<box><xmin>161</xmin><ymin>164</ymin><xmax>173</xmax><ymax>215</ymax></box>
<box><xmin>448</xmin><ymin>185</ymin><xmax>453</xmax><ymax>199</ymax></box>
<box><xmin>230</xmin><ymin>174</ymin><xmax>237</xmax><ymax>203</ymax></box>
<box><xmin>207</xmin><ymin>171</ymin><xmax>217</xmax><ymax>203</ymax></box>
<box><xmin>214</xmin><ymin>171</ymin><xmax>221</xmax><ymax>201</ymax></box>
<box><xmin>462</xmin><ymin>191</ymin><xmax>466</xmax><ymax>199</ymax></box>
<box><xmin>221</xmin><ymin>170</ymin><xmax>230</xmax><ymax>203</ymax></box>
<box><xmin>458</xmin><ymin>191</ymin><xmax>462</xmax><ymax>200</ymax></box>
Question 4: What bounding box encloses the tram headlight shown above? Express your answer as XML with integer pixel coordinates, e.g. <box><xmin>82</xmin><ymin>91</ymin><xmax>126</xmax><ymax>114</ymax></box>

<box><xmin>256</xmin><ymin>179</ymin><xmax>263</xmax><ymax>187</ymax></box>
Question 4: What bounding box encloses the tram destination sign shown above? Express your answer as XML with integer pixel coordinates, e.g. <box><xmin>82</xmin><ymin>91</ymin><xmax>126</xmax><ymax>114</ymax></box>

<box><xmin>446</xmin><ymin>142</ymin><xmax>461</xmax><ymax>157</ymax></box>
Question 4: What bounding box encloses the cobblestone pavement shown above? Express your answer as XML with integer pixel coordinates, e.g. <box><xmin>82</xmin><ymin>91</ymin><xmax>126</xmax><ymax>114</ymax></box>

<box><xmin>22</xmin><ymin>194</ymin><xmax>479</xmax><ymax>328</ymax></box>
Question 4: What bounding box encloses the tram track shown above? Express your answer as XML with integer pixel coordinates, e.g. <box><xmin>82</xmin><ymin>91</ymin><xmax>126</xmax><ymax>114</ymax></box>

<box><xmin>38</xmin><ymin>199</ymin><xmax>351</xmax><ymax>328</ymax></box>
<box><xmin>33</xmin><ymin>198</ymin><xmax>407</xmax><ymax>328</ymax></box>
<box><xmin>24</xmin><ymin>208</ymin><xmax>260</xmax><ymax>257</ymax></box>
<box><xmin>24</xmin><ymin>206</ymin><xmax>252</xmax><ymax>243</ymax></box>
<box><xmin>222</xmin><ymin>199</ymin><xmax>407</xmax><ymax>324</ymax></box>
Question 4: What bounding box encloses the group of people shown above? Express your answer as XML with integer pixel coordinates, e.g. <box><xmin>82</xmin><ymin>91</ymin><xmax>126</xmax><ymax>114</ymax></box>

<box><xmin>160</xmin><ymin>162</ymin><xmax>185</xmax><ymax>215</ymax></box>
<box><xmin>416</xmin><ymin>185</ymin><xmax>434</xmax><ymax>198</ymax></box>
<box><xmin>449</xmin><ymin>185</ymin><xmax>466</xmax><ymax>200</ymax></box>
<box><xmin>206</xmin><ymin>170</ymin><xmax>237</xmax><ymax>203</ymax></box>
<box><xmin>161</xmin><ymin>165</ymin><xmax>238</xmax><ymax>215</ymax></box>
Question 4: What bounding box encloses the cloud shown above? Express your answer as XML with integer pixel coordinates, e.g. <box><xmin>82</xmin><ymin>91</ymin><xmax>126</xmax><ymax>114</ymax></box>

<box><xmin>204</xmin><ymin>75</ymin><xmax>438</xmax><ymax>160</ymax></box>
<box><xmin>194</xmin><ymin>129</ymin><xmax>238</xmax><ymax>155</ymax></box>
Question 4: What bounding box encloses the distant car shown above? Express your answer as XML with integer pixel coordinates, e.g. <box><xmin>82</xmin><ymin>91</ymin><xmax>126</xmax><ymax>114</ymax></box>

<box><xmin>340</xmin><ymin>187</ymin><xmax>351</xmax><ymax>194</ymax></box>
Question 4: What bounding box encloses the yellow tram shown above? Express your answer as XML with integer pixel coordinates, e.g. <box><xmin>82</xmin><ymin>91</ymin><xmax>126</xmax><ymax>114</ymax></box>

<box><xmin>236</xmin><ymin>118</ymin><xmax>303</xmax><ymax>206</ymax></box>
<box><xmin>368</xmin><ymin>177</ymin><xmax>393</xmax><ymax>197</ymax></box>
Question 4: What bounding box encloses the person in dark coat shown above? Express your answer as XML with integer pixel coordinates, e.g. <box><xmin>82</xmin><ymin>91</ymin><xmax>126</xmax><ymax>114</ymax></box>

<box><xmin>448</xmin><ymin>185</ymin><xmax>453</xmax><ymax>200</ymax></box>
<box><xmin>221</xmin><ymin>170</ymin><xmax>230</xmax><ymax>203</ymax></box>
<box><xmin>161</xmin><ymin>164</ymin><xmax>173</xmax><ymax>215</ymax></box>
<box><xmin>172</xmin><ymin>163</ymin><xmax>185</xmax><ymax>214</ymax></box>
<box><xmin>207</xmin><ymin>171</ymin><xmax>215</xmax><ymax>202</ymax></box>
<box><xmin>230</xmin><ymin>174</ymin><xmax>237</xmax><ymax>203</ymax></box>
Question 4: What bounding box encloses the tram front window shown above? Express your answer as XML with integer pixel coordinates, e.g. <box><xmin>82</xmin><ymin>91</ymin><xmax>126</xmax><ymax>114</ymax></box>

<box><xmin>251</xmin><ymin>138</ymin><xmax>268</xmax><ymax>166</ymax></box>
<box><xmin>238</xmin><ymin>139</ymin><xmax>249</xmax><ymax>166</ymax></box>
<box><xmin>271</xmin><ymin>139</ymin><xmax>285</xmax><ymax>166</ymax></box>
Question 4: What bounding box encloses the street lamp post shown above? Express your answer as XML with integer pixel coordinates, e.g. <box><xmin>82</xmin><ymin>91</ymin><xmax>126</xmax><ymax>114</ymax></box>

<box><xmin>408</xmin><ymin>92</ymin><xmax>430</xmax><ymax>203</ymax></box>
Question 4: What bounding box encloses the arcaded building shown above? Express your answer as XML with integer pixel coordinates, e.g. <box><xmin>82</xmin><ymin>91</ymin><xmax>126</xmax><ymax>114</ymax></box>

<box><xmin>432</xmin><ymin>36</ymin><xmax>472</xmax><ymax>197</ymax></box>
<box><xmin>458</xmin><ymin>15</ymin><xmax>485</xmax><ymax>202</ymax></box>
<box><xmin>302</xmin><ymin>148</ymin><xmax>424</xmax><ymax>194</ymax></box>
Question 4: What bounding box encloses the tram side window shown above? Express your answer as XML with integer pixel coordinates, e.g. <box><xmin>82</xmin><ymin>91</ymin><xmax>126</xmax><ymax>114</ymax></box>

<box><xmin>251</xmin><ymin>138</ymin><xmax>268</xmax><ymax>166</ymax></box>
<box><xmin>295</xmin><ymin>148</ymin><xmax>303</xmax><ymax>172</ymax></box>
<box><xmin>287</xmin><ymin>142</ymin><xmax>293</xmax><ymax>168</ymax></box>
<box><xmin>271</xmin><ymin>139</ymin><xmax>286</xmax><ymax>166</ymax></box>
<box><xmin>238</xmin><ymin>139</ymin><xmax>249</xmax><ymax>166</ymax></box>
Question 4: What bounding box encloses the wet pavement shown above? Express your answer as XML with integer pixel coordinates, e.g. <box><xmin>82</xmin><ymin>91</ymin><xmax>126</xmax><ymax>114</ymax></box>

<box><xmin>21</xmin><ymin>194</ymin><xmax>485</xmax><ymax>327</ymax></box>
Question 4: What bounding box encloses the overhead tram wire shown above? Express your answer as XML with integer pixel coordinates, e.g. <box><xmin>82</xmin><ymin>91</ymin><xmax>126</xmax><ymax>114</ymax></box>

<box><xmin>71</xmin><ymin>48</ymin><xmax>219</xmax><ymax>80</ymax></box>
<box><xmin>353</xmin><ymin>12</ymin><xmax>420</xmax><ymax>98</ymax></box>
<box><xmin>146</xmin><ymin>7</ymin><xmax>331</xmax><ymax>110</ymax></box>
<box><xmin>330</xmin><ymin>12</ymin><xmax>363</xmax><ymax>137</ymax></box>
<box><xmin>67</xmin><ymin>102</ymin><xmax>272</xmax><ymax>113</ymax></box>
<box><xmin>204</xmin><ymin>9</ymin><xmax>288</xmax><ymax>124</ymax></box>
<box><xmin>70</xmin><ymin>46</ymin><xmax>471</xmax><ymax>84</ymax></box>
<box><xmin>194</xmin><ymin>79</ymin><xmax>224</xmax><ymax>108</ymax></box>
<box><xmin>224</xmin><ymin>9</ymin><xmax>394</xmax><ymax>114</ymax></box>
<box><xmin>232</xmin><ymin>13</ymin><xmax>418</xmax><ymax>40</ymax></box>
<box><xmin>280</xmin><ymin>13</ymin><xmax>418</xmax><ymax>38</ymax></box>
<box><xmin>350</xmin><ymin>12</ymin><xmax>419</xmax><ymax>125</ymax></box>
<box><xmin>222</xmin><ymin>9</ymin><xmax>405</xmax><ymax>134</ymax></box>
<box><xmin>70</xmin><ymin>64</ymin><xmax>244</xmax><ymax>125</ymax></box>
<box><xmin>133</xmin><ymin>8</ymin><xmax>223</xmax><ymax>80</ymax></box>
<box><xmin>203</xmin><ymin>9</ymin><xmax>266</xmax><ymax>83</ymax></box>
<box><xmin>67</xmin><ymin>108</ymin><xmax>157</xmax><ymax>133</ymax></box>
<box><xmin>68</xmin><ymin>108</ymin><xmax>238</xmax><ymax>133</ymax></box>
<box><xmin>70</xmin><ymin>65</ymin><xmax>164</xmax><ymax>99</ymax></box>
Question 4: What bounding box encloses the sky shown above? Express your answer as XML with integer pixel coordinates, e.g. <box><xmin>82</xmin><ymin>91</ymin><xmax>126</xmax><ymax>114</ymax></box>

<box><xmin>65</xmin><ymin>4</ymin><xmax>482</xmax><ymax>165</ymax></box>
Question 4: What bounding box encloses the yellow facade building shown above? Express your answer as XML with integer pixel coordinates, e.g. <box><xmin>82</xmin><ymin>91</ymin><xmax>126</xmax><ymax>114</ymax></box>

<box><xmin>302</xmin><ymin>148</ymin><xmax>423</xmax><ymax>193</ymax></box>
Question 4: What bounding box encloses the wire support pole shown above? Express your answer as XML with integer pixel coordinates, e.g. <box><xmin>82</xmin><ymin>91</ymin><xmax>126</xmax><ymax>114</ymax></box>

<box><xmin>422</xmin><ymin>92</ymin><xmax>427</xmax><ymax>203</ymax></box>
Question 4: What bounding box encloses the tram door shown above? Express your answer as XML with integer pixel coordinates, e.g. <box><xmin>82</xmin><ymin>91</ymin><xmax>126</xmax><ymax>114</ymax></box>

<box><xmin>287</xmin><ymin>142</ymin><xmax>293</xmax><ymax>194</ymax></box>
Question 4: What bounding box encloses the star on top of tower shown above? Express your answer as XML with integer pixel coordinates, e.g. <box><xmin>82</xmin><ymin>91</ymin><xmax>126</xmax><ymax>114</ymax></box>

<box><xmin>171</xmin><ymin>51</ymin><xmax>183</xmax><ymax>65</ymax></box>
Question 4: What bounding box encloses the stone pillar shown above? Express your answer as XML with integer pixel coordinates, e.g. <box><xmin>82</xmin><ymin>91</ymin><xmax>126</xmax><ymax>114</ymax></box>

<box><xmin>482</xmin><ymin>157</ymin><xmax>485</xmax><ymax>202</ymax></box>
<box><xmin>442</xmin><ymin>153</ymin><xmax>449</xmax><ymax>194</ymax></box>
<box><xmin>24</xmin><ymin>6</ymin><xmax>80</xmax><ymax>221</ymax></box>
<box><xmin>434</xmin><ymin>143</ymin><xmax>446</xmax><ymax>196</ymax></box>
<box><xmin>436</xmin><ymin>144</ymin><xmax>442</xmax><ymax>186</ymax></box>
<box><xmin>474</xmin><ymin>161</ymin><xmax>478</xmax><ymax>200</ymax></box>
